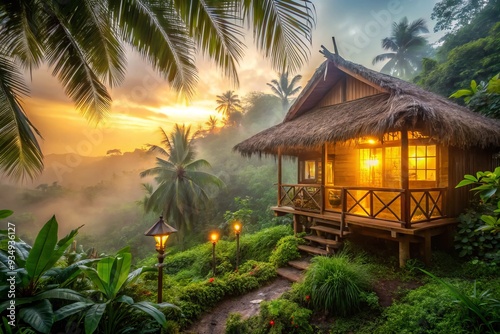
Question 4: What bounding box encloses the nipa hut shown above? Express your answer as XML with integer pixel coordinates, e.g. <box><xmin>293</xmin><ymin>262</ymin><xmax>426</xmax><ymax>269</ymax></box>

<box><xmin>234</xmin><ymin>50</ymin><xmax>500</xmax><ymax>267</ymax></box>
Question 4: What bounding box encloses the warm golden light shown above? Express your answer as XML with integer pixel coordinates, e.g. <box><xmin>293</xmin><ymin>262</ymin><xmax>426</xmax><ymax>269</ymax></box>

<box><xmin>210</xmin><ymin>233</ymin><xmax>219</xmax><ymax>243</ymax></box>
<box><xmin>367</xmin><ymin>139</ymin><xmax>376</xmax><ymax>144</ymax></box>
<box><xmin>234</xmin><ymin>222</ymin><xmax>241</xmax><ymax>234</ymax></box>
<box><xmin>154</xmin><ymin>235</ymin><xmax>169</xmax><ymax>251</ymax></box>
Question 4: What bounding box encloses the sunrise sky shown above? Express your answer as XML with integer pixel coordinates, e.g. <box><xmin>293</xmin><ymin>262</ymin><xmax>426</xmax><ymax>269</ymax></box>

<box><xmin>24</xmin><ymin>0</ymin><xmax>442</xmax><ymax>157</ymax></box>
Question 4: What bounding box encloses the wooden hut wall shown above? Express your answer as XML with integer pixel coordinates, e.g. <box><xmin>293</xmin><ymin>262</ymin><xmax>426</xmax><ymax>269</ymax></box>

<box><xmin>447</xmin><ymin>147</ymin><xmax>497</xmax><ymax>217</ymax></box>
<box><xmin>317</xmin><ymin>78</ymin><xmax>345</xmax><ymax>107</ymax></box>
<box><xmin>346</xmin><ymin>76</ymin><xmax>380</xmax><ymax>101</ymax></box>
<box><xmin>317</xmin><ymin>75</ymin><xmax>381</xmax><ymax>108</ymax></box>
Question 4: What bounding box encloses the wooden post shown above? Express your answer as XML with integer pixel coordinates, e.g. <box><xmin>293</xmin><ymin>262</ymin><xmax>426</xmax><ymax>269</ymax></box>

<box><xmin>321</xmin><ymin>144</ymin><xmax>327</xmax><ymax>214</ymax></box>
<box><xmin>278</xmin><ymin>147</ymin><xmax>282</xmax><ymax>206</ymax></box>
<box><xmin>399</xmin><ymin>236</ymin><xmax>410</xmax><ymax>268</ymax></box>
<box><xmin>293</xmin><ymin>214</ymin><xmax>303</xmax><ymax>235</ymax></box>
<box><xmin>401</xmin><ymin>130</ymin><xmax>411</xmax><ymax>228</ymax></box>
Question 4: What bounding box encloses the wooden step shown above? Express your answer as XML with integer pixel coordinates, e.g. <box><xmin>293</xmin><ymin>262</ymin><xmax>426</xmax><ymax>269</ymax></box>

<box><xmin>288</xmin><ymin>260</ymin><xmax>310</xmax><ymax>270</ymax></box>
<box><xmin>298</xmin><ymin>244</ymin><xmax>329</xmax><ymax>256</ymax></box>
<box><xmin>310</xmin><ymin>225</ymin><xmax>350</xmax><ymax>236</ymax></box>
<box><xmin>313</xmin><ymin>218</ymin><xmax>342</xmax><ymax>226</ymax></box>
<box><xmin>277</xmin><ymin>267</ymin><xmax>304</xmax><ymax>282</ymax></box>
<box><xmin>304</xmin><ymin>235</ymin><xmax>343</xmax><ymax>248</ymax></box>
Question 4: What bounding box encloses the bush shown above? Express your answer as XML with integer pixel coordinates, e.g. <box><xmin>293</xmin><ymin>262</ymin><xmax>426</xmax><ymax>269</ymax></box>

<box><xmin>295</xmin><ymin>253</ymin><xmax>373</xmax><ymax>316</ymax></box>
<box><xmin>455</xmin><ymin>209</ymin><xmax>500</xmax><ymax>265</ymax></box>
<box><xmin>269</xmin><ymin>235</ymin><xmax>303</xmax><ymax>267</ymax></box>
<box><xmin>224</xmin><ymin>299</ymin><xmax>314</xmax><ymax>334</ymax></box>
<box><xmin>376</xmin><ymin>282</ymin><xmax>462</xmax><ymax>333</ymax></box>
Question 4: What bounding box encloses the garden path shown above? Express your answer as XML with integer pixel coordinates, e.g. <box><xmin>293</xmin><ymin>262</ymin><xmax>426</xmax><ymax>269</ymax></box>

<box><xmin>185</xmin><ymin>277</ymin><xmax>292</xmax><ymax>334</ymax></box>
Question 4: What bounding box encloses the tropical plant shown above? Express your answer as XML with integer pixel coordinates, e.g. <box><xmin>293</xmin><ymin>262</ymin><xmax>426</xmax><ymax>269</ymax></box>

<box><xmin>0</xmin><ymin>0</ymin><xmax>316</xmax><ymax>181</ymax></box>
<box><xmin>267</xmin><ymin>71</ymin><xmax>302</xmax><ymax>110</ymax></box>
<box><xmin>456</xmin><ymin>167</ymin><xmax>500</xmax><ymax>234</ymax></box>
<box><xmin>269</xmin><ymin>235</ymin><xmax>303</xmax><ymax>267</ymax></box>
<box><xmin>205</xmin><ymin>115</ymin><xmax>219</xmax><ymax>133</ymax></box>
<box><xmin>55</xmin><ymin>247</ymin><xmax>176</xmax><ymax>334</ymax></box>
<box><xmin>140</xmin><ymin>124</ymin><xmax>224</xmax><ymax>245</ymax></box>
<box><xmin>450</xmin><ymin>73</ymin><xmax>500</xmax><ymax>119</ymax></box>
<box><xmin>216</xmin><ymin>90</ymin><xmax>243</xmax><ymax>123</ymax></box>
<box><xmin>372</xmin><ymin>17</ymin><xmax>430</xmax><ymax>79</ymax></box>
<box><xmin>421</xmin><ymin>269</ymin><xmax>500</xmax><ymax>333</ymax></box>
<box><xmin>296</xmin><ymin>253</ymin><xmax>372</xmax><ymax>316</ymax></box>
<box><xmin>0</xmin><ymin>216</ymin><xmax>89</xmax><ymax>333</ymax></box>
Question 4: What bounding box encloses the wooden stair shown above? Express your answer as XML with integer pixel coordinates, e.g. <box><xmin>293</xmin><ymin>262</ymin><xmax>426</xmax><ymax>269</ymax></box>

<box><xmin>299</xmin><ymin>217</ymin><xmax>349</xmax><ymax>257</ymax></box>
<box><xmin>277</xmin><ymin>266</ymin><xmax>304</xmax><ymax>282</ymax></box>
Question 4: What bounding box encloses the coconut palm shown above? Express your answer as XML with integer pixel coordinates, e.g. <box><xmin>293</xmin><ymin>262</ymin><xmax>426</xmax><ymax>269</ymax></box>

<box><xmin>372</xmin><ymin>17</ymin><xmax>429</xmax><ymax>79</ymax></box>
<box><xmin>0</xmin><ymin>0</ymin><xmax>316</xmax><ymax>181</ymax></box>
<box><xmin>267</xmin><ymin>72</ymin><xmax>303</xmax><ymax>110</ymax></box>
<box><xmin>205</xmin><ymin>115</ymin><xmax>219</xmax><ymax>133</ymax></box>
<box><xmin>140</xmin><ymin>124</ymin><xmax>224</xmax><ymax>245</ymax></box>
<box><xmin>215</xmin><ymin>90</ymin><xmax>242</xmax><ymax>121</ymax></box>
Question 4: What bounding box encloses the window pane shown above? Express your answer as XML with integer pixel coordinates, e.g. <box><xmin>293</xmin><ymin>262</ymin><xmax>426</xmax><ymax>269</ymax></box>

<box><xmin>417</xmin><ymin>170</ymin><xmax>426</xmax><ymax>180</ymax></box>
<box><xmin>416</xmin><ymin>146</ymin><xmax>426</xmax><ymax>157</ymax></box>
<box><xmin>427</xmin><ymin>170</ymin><xmax>436</xmax><ymax>181</ymax></box>
<box><xmin>409</xmin><ymin>158</ymin><xmax>417</xmax><ymax>169</ymax></box>
<box><xmin>305</xmin><ymin>160</ymin><xmax>315</xmax><ymax>179</ymax></box>
<box><xmin>427</xmin><ymin>145</ymin><xmax>436</xmax><ymax>156</ymax></box>
<box><xmin>417</xmin><ymin>158</ymin><xmax>426</xmax><ymax>169</ymax></box>
<box><xmin>427</xmin><ymin>157</ymin><xmax>436</xmax><ymax>169</ymax></box>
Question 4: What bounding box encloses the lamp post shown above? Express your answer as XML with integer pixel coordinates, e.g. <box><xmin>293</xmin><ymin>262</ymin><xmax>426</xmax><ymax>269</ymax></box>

<box><xmin>144</xmin><ymin>216</ymin><xmax>177</xmax><ymax>303</ymax></box>
<box><xmin>210</xmin><ymin>233</ymin><xmax>219</xmax><ymax>277</ymax></box>
<box><xmin>233</xmin><ymin>222</ymin><xmax>242</xmax><ymax>271</ymax></box>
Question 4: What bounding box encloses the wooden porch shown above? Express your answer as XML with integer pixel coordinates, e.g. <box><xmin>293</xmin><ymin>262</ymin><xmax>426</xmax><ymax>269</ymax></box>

<box><xmin>273</xmin><ymin>184</ymin><xmax>457</xmax><ymax>267</ymax></box>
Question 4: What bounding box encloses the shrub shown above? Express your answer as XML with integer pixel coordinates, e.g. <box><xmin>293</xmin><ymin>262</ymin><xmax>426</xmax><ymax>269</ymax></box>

<box><xmin>455</xmin><ymin>209</ymin><xmax>500</xmax><ymax>265</ymax></box>
<box><xmin>225</xmin><ymin>313</ymin><xmax>249</xmax><ymax>334</ymax></box>
<box><xmin>296</xmin><ymin>253</ymin><xmax>373</xmax><ymax>316</ymax></box>
<box><xmin>224</xmin><ymin>299</ymin><xmax>314</xmax><ymax>334</ymax></box>
<box><xmin>376</xmin><ymin>283</ymin><xmax>461</xmax><ymax>333</ymax></box>
<box><xmin>269</xmin><ymin>235</ymin><xmax>303</xmax><ymax>267</ymax></box>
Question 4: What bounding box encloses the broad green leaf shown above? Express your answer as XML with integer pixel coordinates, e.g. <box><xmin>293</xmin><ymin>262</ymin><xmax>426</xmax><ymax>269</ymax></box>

<box><xmin>79</xmin><ymin>266</ymin><xmax>108</xmax><ymax>296</ymax></box>
<box><xmin>124</xmin><ymin>267</ymin><xmax>146</xmax><ymax>287</ymax></box>
<box><xmin>108</xmin><ymin>252</ymin><xmax>132</xmax><ymax>297</ymax></box>
<box><xmin>84</xmin><ymin>303</ymin><xmax>106</xmax><ymax>334</ymax></box>
<box><xmin>131</xmin><ymin>301</ymin><xmax>167</xmax><ymax>328</ymax></box>
<box><xmin>115</xmin><ymin>295</ymin><xmax>134</xmax><ymax>304</ymax></box>
<box><xmin>494</xmin><ymin>166</ymin><xmax>500</xmax><ymax>176</ymax></box>
<box><xmin>18</xmin><ymin>299</ymin><xmax>53</xmax><ymax>334</ymax></box>
<box><xmin>33</xmin><ymin>288</ymin><xmax>87</xmax><ymax>302</ymax></box>
<box><xmin>463</xmin><ymin>174</ymin><xmax>478</xmax><ymax>181</ymax></box>
<box><xmin>0</xmin><ymin>210</ymin><xmax>13</xmax><ymax>219</ymax></box>
<box><xmin>449</xmin><ymin>89</ymin><xmax>472</xmax><ymax>98</ymax></box>
<box><xmin>96</xmin><ymin>257</ymin><xmax>114</xmax><ymax>285</ymax></box>
<box><xmin>455</xmin><ymin>179</ymin><xmax>476</xmax><ymax>188</ymax></box>
<box><xmin>54</xmin><ymin>301</ymin><xmax>92</xmax><ymax>321</ymax></box>
<box><xmin>25</xmin><ymin>216</ymin><xmax>58</xmax><ymax>281</ymax></box>
<box><xmin>470</xmin><ymin>80</ymin><xmax>477</xmax><ymax>92</ymax></box>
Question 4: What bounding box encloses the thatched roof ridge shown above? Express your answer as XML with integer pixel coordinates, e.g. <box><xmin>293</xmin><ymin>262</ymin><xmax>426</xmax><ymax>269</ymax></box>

<box><xmin>235</xmin><ymin>54</ymin><xmax>500</xmax><ymax>156</ymax></box>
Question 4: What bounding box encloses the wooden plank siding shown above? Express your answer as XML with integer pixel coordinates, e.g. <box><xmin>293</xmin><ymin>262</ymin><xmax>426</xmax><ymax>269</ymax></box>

<box><xmin>317</xmin><ymin>76</ymin><xmax>381</xmax><ymax>108</ymax></box>
<box><xmin>447</xmin><ymin>147</ymin><xmax>498</xmax><ymax>217</ymax></box>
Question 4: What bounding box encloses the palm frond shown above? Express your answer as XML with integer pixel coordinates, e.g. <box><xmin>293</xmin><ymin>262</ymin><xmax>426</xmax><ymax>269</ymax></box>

<box><xmin>42</xmin><ymin>1</ymin><xmax>111</xmax><ymax>123</ymax></box>
<box><xmin>372</xmin><ymin>52</ymin><xmax>395</xmax><ymax>65</ymax></box>
<box><xmin>173</xmin><ymin>0</ymin><xmax>244</xmax><ymax>86</ymax></box>
<box><xmin>77</xmin><ymin>0</ymin><xmax>126</xmax><ymax>87</ymax></box>
<box><xmin>0</xmin><ymin>54</ymin><xmax>43</xmax><ymax>180</ymax></box>
<box><xmin>241</xmin><ymin>0</ymin><xmax>316</xmax><ymax>72</ymax></box>
<box><xmin>0</xmin><ymin>0</ymin><xmax>44</xmax><ymax>72</ymax></box>
<box><xmin>110</xmin><ymin>0</ymin><xmax>198</xmax><ymax>97</ymax></box>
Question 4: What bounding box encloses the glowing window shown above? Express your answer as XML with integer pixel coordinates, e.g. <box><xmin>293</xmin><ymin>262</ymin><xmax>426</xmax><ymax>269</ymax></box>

<box><xmin>409</xmin><ymin>145</ymin><xmax>436</xmax><ymax>181</ymax></box>
<box><xmin>304</xmin><ymin>160</ymin><xmax>316</xmax><ymax>180</ymax></box>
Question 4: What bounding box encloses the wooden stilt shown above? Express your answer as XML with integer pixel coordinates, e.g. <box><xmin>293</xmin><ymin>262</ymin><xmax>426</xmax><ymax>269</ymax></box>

<box><xmin>399</xmin><ymin>236</ymin><xmax>410</xmax><ymax>268</ymax></box>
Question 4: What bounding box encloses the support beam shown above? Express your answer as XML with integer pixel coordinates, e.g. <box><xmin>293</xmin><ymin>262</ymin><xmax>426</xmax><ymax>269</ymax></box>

<box><xmin>399</xmin><ymin>236</ymin><xmax>410</xmax><ymax>268</ymax></box>
<box><xmin>401</xmin><ymin>130</ymin><xmax>411</xmax><ymax>228</ymax></box>
<box><xmin>277</xmin><ymin>147</ymin><xmax>282</xmax><ymax>206</ymax></box>
<box><xmin>321</xmin><ymin>144</ymin><xmax>326</xmax><ymax>214</ymax></box>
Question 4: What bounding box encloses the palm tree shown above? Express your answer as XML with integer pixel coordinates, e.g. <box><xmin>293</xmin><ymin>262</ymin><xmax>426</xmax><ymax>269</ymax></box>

<box><xmin>0</xmin><ymin>0</ymin><xmax>316</xmax><ymax>181</ymax></box>
<box><xmin>205</xmin><ymin>115</ymin><xmax>219</xmax><ymax>133</ymax></box>
<box><xmin>267</xmin><ymin>72</ymin><xmax>303</xmax><ymax>110</ymax></box>
<box><xmin>140</xmin><ymin>124</ymin><xmax>224</xmax><ymax>245</ymax></box>
<box><xmin>215</xmin><ymin>90</ymin><xmax>242</xmax><ymax>121</ymax></box>
<box><xmin>372</xmin><ymin>17</ymin><xmax>429</xmax><ymax>79</ymax></box>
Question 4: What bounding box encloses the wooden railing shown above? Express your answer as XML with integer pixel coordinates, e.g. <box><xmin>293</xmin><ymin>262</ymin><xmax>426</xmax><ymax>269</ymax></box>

<box><xmin>278</xmin><ymin>184</ymin><xmax>447</xmax><ymax>227</ymax></box>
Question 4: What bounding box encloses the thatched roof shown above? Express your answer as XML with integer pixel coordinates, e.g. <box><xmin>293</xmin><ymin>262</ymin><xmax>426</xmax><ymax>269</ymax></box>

<box><xmin>235</xmin><ymin>53</ymin><xmax>500</xmax><ymax>156</ymax></box>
